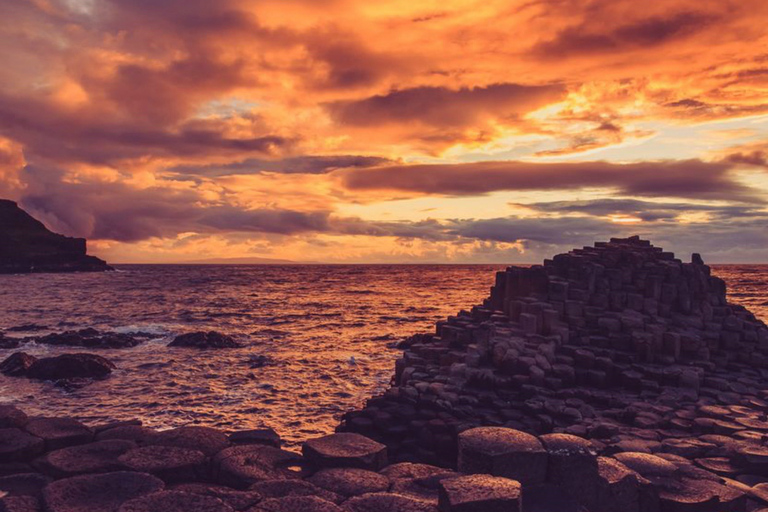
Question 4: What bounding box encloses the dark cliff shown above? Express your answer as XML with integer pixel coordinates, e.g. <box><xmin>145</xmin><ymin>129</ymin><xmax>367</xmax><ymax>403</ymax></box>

<box><xmin>0</xmin><ymin>199</ymin><xmax>112</xmax><ymax>273</ymax></box>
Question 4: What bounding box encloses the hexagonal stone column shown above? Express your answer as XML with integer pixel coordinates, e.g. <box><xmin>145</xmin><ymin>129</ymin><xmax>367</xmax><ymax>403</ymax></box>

<box><xmin>438</xmin><ymin>474</ymin><xmax>522</xmax><ymax>512</ymax></box>
<box><xmin>303</xmin><ymin>433</ymin><xmax>387</xmax><ymax>471</ymax></box>
<box><xmin>458</xmin><ymin>427</ymin><xmax>547</xmax><ymax>486</ymax></box>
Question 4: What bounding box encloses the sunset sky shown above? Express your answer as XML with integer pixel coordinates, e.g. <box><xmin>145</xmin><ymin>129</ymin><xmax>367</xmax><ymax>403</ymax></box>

<box><xmin>1</xmin><ymin>0</ymin><xmax>767</xmax><ymax>263</ymax></box>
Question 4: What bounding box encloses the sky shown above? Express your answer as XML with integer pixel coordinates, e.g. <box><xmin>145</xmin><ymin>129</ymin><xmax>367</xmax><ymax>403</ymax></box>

<box><xmin>0</xmin><ymin>0</ymin><xmax>767</xmax><ymax>263</ymax></box>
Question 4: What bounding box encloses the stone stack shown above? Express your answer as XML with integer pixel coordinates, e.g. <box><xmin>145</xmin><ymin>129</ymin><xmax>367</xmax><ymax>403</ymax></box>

<box><xmin>339</xmin><ymin>237</ymin><xmax>768</xmax><ymax>508</ymax></box>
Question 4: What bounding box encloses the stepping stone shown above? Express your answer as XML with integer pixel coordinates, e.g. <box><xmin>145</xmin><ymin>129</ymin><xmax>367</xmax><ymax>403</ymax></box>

<box><xmin>149</xmin><ymin>426</ymin><xmax>229</xmax><ymax>456</ymax></box>
<box><xmin>457</xmin><ymin>427</ymin><xmax>547</xmax><ymax>486</ymax></box>
<box><xmin>213</xmin><ymin>445</ymin><xmax>302</xmax><ymax>489</ymax></box>
<box><xmin>0</xmin><ymin>407</ymin><xmax>28</xmax><ymax>429</ymax></box>
<box><xmin>118</xmin><ymin>445</ymin><xmax>207</xmax><ymax>483</ymax></box>
<box><xmin>38</xmin><ymin>440</ymin><xmax>136</xmax><ymax>477</ymax></box>
<box><xmin>250</xmin><ymin>479</ymin><xmax>341</xmax><ymax>503</ymax></box>
<box><xmin>24</xmin><ymin>418</ymin><xmax>93</xmax><ymax>451</ymax></box>
<box><xmin>595</xmin><ymin>457</ymin><xmax>642</xmax><ymax>512</ymax></box>
<box><xmin>229</xmin><ymin>429</ymin><xmax>281</xmax><ymax>448</ymax></box>
<box><xmin>380</xmin><ymin>463</ymin><xmax>451</xmax><ymax>481</ymax></box>
<box><xmin>540</xmin><ymin>433</ymin><xmax>600</xmax><ymax>509</ymax></box>
<box><xmin>303</xmin><ymin>434</ymin><xmax>387</xmax><ymax>471</ymax></box>
<box><xmin>172</xmin><ymin>483</ymin><xmax>262</xmax><ymax>511</ymax></box>
<box><xmin>0</xmin><ymin>429</ymin><xmax>44</xmax><ymax>463</ymax></box>
<box><xmin>438</xmin><ymin>474</ymin><xmax>522</xmax><ymax>512</ymax></box>
<box><xmin>307</xmin><ymin>468</ymin><xmax>389</xmax><ymax>497</ymax></box>
<box><xmin>612</xmin><ymin>452</ymin><xmax>678</xmax><ymax>478</ymax></box>
<box><xmin>695</xmin><ymin>457</ymin><xmax>742</xmax><ymax>476</ymax></box>
<box><xmin>43</xmin><ymin>471</ymin><xmax>164</xmax><ymax>512</ymax></box>
<box><xmin>0</xmin><ymin>495</ymin><xmax>39</xmax><ymax>512</ymax></box>
<box><xmin>96</xmin><ymin>426</ymin><xmax>158</xmax><ymax>444</ymax></box>
<box><xmin>343</xmin><ymin>492</ymin><xmax>439</xmax><ymax>512</ymax></box>
<box><xmin>118</xmin><ymin>490</ymin><xmax>233</xmax><ymax>512</ymax></box>
<box><xmin>657</xmin><ymin>478</ymin><xmax>721</xmax><ymax>512</ymax></box>
<box><xmin>0</xmin><ymin>472</ymin><xmax>50</xmax><ymax>498</ymax></box>
<box><xmin>249</xmin><ymin>496</ymin><xmax>344</xmax><ymax>512</ymax></box>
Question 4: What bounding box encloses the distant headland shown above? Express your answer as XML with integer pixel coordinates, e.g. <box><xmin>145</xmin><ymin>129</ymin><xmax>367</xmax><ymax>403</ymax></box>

<box><xmin>0</xmin><ymin>199</ymin><xmax>112</xmax><ymax>274</ymax></box>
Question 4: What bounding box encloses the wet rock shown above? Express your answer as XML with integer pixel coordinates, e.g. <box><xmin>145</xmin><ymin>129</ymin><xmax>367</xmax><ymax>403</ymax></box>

<box><xmin>0</xmin><ymin>407</ymin><xmax>28</xmax><ymax>429</ymax></box>
<box><xmin>37</xmin><ymin>440</ymin><xmax>135</xmax><ymax>477</ymax></box>
<box><xmin>26</xmin><ymin>353</ymin><xmax>115</xmax><ymax>381</ymax></box>
<box><xmin>118</xmin><ymin>445</ymin><xmax>207</xmax><ymax>483</ymax></box>
<box><xmin>24</xmin><ymin>418</ymin><xmax>93</xmax><ymax>451</ymax></box>
<box><xmin>249</xmin><ymin>479</ymin><xmax>341</xmax><ymax>503</ymax></box>
<box><xmin>0</xmin><ymin>473</ymin><xmax>50</xmax><ymax>499</ymax></box>
<box><xmin>612</xmin><ymin>452</ymin><xmax>679</xmax><ymax>478</ymax></box>
<box><xmin>438</xmin><ymin>474</ymin><xmax>522</xmax><ymax>512</ymax></box>
<box><xmin>343</xmin><ymin>492</ymin><xmax>439</xmax><ymax>512</ymax></box>
<box><xmin>229</xmin><ymin>429</ymin><xmax>281</xmax><ymax>448</ymax></box>
<box><xmin>149</xmin><ymin>426</ymin><xmax>229</xmax><ymax>456</ymax></box>
<box><xmin>0</xmin><ymin>354</ymin><xmax>37</xmax><ymax>377</ymax></box>
<box><xmin>0</xmin><ymin>429</ymin><xmax>44</xmax><ymax>463</ymax></box>
<box><xmin>457</xmin><ymin>427</ymin><xmax>547</xmax><ymax>486</ymax></box>
<box><xmin>117</xmin><ymin>490</ymin><xmax>234</xmax><ymax>512</ymax></box>
<box><xmin>96</xmin><ymin>426</ymin><xmax>159</xmax><ymax>445</ymax></box>
<box><xmin>168</xmin><ymin>332</ymin><xmax>241</xmax><ymax>349</ymax></box>
<box><xmin>307</xmin><ymin>468</ymin><xmax>389</xmax><ymax>498</ymax></box>
<box><xmin>0</xmin><ymin>463</ymin><xmax>34</xmax><ymax>477</ymax></box>
<box><xmin>213</xmin><ymin>445</ymin><xmax>303</xmax><ymax>489</ymax></box>
<box><xmin>248</xmin><ymin>496</ymin><xmax>343</xmax><ymax>512</ymax></box>
<box><xmin>36</xmin><ymin>330</ymin><xmax>141</xmax><ymax>349</ymax></box>
<box><xmin>302</xmin><ymin>433</ymin><xmax>387</xmax><ymax>471</ymax></box>
<box><xmin>172</xmin><ymin>483</ymin><xmax>263</xmax><ymax>511</ymax></box>
<box><xmin>43</xmin><ymin>471</ymin><xmax>164</xmax><ymax>512</ymax></box>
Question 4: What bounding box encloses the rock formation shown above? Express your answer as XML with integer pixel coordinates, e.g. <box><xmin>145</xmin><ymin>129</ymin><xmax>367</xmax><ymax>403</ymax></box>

<box><xmin>0</xmin><ymin>199</ymin><xmax>112</xmax><ymax>273</ymax></box>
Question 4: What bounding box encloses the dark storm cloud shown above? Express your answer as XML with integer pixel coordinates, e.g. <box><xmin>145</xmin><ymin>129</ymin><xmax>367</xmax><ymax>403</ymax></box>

<box><xmin>327</xmin><ymin>83</ymin><xmax>566</xmax><ymax>127</ymax></box>
<box><xmin>339</xmin><ymin>160</ymin><xmax>762</xmax><ymax>202</ymax></box>
<box><xmin>534</xmin><ymin>11</ymin><xmax>717</xmax><ymax>57</ymax></box>
<box><xmin>169</xmin><ymin>155</ymin><xmax>394</xmax><ymax>177</ymax></box>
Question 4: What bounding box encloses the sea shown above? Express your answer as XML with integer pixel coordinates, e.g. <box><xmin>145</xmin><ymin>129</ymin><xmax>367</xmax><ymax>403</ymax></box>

<box><xmin>0</xmin><ymin>264</ymin><xmax>766</xmax><ymax>446</ymax></box>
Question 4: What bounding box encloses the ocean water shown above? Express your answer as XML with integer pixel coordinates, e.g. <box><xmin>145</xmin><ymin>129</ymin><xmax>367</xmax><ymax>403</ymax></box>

<box><xmin>0</xmin><ymin>264</ymin><xmax>766</xmax><ymax>446</ymax></box>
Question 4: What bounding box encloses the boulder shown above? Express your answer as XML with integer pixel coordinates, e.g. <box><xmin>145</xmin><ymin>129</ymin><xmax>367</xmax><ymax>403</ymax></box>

<box><xmin>0</xmin><ymin>353</ymin><xmax>37</xmax><ymax>377</ymax></box>
<box><xmin>307</xmin><ymin>468</ymin><xmax>389</xmax><ymax>497</ymax></box>
<box><xmin>148</xmin><ymin>426</ymin><xmax>229</xmax><ymax>456</ymax></box>
<box><xmin>25</xmin><ymin>353</ymin><xmax>115</xmax><ymax>381</ymax></box>
<box><xmin>117</xmin><ymin>491</ymin><xmax>234</xmax><ymax>512</ymax></box>
<box><xmin>0</xmin><ymin>406</ymin><xmax>28</xmax><ymax>429</ymax></box>
<box><xmin>24</xmin><ymin>418</ymin><xmax>94</xmax><ymax>451</ymax></box>
<box><xmin>0</xmin><ymin>429</ymin><xmax>44</xmax><ymax>463</ymax></box>
<box><xmin>458</xmin><ymin>427</ymin><xmax>547</xmax><ymax>486</ymax></box>
<box><xmin>302</xmin><ymin>433</ymin><xmax>387</xmax><ymax>471</ymax></box>
<box><xmin>37</xmin><ymin>440</ymin><xmax>135</xmax><ymax>477</ymax></box>
<box><xmin>43</xmin><ymin>471</ymin><xmax>164</xmax><ymax>512</ymax></box>
<box><xmin>118</xmin><ymin>445</ymin><xmax>207</xmax><ymax>483</ymax></box>
<box><xmin>168</xmin><ymin>332</ymin><xmax>241</xmax><ymax>349</ymax></box>
<box><xmin>36</xmin><ymin>330</ymin><xmax>141</xmax><ymax>349</ymax></box>
<box><xmin>229</xmin><ymin>429</ymin><xmax>281</xmax><ymax>448</ymax></box>
<box><xmin>213</xmin><ymin>445</ymin><xmax>303</xmax><ymax>489</ymax></box>
<box><xmin>438</xmin><ymin>474</ymin><xmax>522</xmax><ymax>512</ymax></box>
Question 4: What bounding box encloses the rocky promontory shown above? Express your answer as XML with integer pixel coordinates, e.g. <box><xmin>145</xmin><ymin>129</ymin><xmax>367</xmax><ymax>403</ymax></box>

<box><xmin>0</xmin><ymin>199</ymin><xmax>112</xmax><ymax>273</ymax></box>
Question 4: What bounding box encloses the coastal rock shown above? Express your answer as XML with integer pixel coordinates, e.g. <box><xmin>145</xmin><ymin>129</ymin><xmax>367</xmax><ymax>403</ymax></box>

<box><xmin>0</xmin><ymin>472</ymin><xmax>50</xmax><ymax>499</ymax></box>
<box><xmin>0</xmin><ymin>353</ymin><xmax>38</xmax><ymax>377</ymax></box>
<box><xmin>213</xmin><ymin>445</ymin><xmax>303</xmax><ymax>489</ymax></box>
<box><xmin>36</xmin><ymin>329</ymin><xmax>141</xmax><ymax>349</ymax></box>
<box><xmin>228</xmin><ymin>429</ymin><xmax>281</xmax><ymax>448</ymax></box>
<box><xmin>43</xmin><ymin>471</ymin><xmax>164</xmax><ymax>512</ymax></box>
<box><xmin>25</xmin><ymin>353</ymin><xmax>116</xmax><ymax>381</ymax></box>
<box><xmin>438</xmin><ymin>474</ymin><xmax>522</xmax><ymax>512</ymax></box>
<box><xmin>168</xmin><ymin>332</ymin><xmax>241</xmax><ymax>349</ymax></box>
<box><xmin>118</xmin><ymin>445</ymin><xmax>207</xmax><ymax>483</ymax></box>
<box><xmin>0</xmin><ymin>429</ymin><xmax>44</xmax><ymax>462</ymax></box>
<box><xmin>171</xmin><ymin>483</ymin><xmax>263</xmax><ymax>511</ymax></box>
<box><xmin>117</xmin><ymin>490</ymin><xmax>234</xmax><ymax>512</ymax></box>
<box><xmin>0</xmin><ymin>406</ymin><xmax>29</xmax><ymax>429</ymax></box>
<box><xmin>249</xmin><ymin>495</ymin><xmax>343</xmax><ymax>512</ymax></box>
<box><xmin>24</xmin><ymin>418</ymin><xmax>94</xmax><ymax>451</ymax></box>
<box><xmin>249</xmin><ymin>479</ymin><xmax>342</xmax><ymax>503</ymax></box>
<box><xmin>343</xmin><ymin>492</ymin><xmax>439</xmax><ymax>512</ymax></box>
<box><xmin>457</xmin><ymin>427</ymin><xmax>547</xmax><ymax>486</ymax></box>
<box><xmin>306</xmin><ymin>468</ymin><xmax>389</xmax><ymax>497</ymax></box>
<box><xmin>303</xmin><ymin>433</ymin><xmax>387</xmax><ymax>471</ymax></box>
<box><xmin>149</xmin><ymin>426</ymin><xmax>229</xmax><ymax>457</ymax></box>
<box><xmin>37</xmin><ymin>440</ymin><xmax>135</xmax><ymax>477</ymax></box>
<box><xmin>0</xmin><ymin>199</ymin><xmax>112</xmax><ymax>274</ymax></box>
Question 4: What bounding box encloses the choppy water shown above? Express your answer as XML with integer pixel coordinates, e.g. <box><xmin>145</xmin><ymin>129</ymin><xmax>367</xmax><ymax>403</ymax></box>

<box><xmin>0</xmin><ymin>264</ymin><xmax>765</xmax><ymax>446</ymax></box>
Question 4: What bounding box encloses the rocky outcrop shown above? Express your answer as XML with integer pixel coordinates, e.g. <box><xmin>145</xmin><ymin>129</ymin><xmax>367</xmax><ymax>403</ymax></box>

<box><xmin>0</xmin><ymin>199</ymin><xmax>112</xmax><ymax>273</ymax></box>
<box><xmin>0</xmin><ymin>352</ymin><xmax>116</xmax><ymax>383</ymax></box>
<box><xmin>36</xmin><ymin>329</ymin><xmax>142</xmax><ymax>349</ymax></box>
<box><xmin>168</xmin><ymin>331</ymin><xmax>242</xmax><ymax>349</ymax></box>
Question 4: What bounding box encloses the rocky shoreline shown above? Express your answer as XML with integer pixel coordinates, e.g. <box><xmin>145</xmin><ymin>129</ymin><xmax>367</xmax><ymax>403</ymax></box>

<box><xmin>1</xmin><ymin>237</ymin><xmax>768</xmax><ymax>511</ymax></box>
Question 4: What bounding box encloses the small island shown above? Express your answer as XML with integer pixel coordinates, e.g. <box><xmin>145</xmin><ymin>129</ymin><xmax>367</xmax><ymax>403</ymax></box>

<box><xmin>0</xmin><ymin>199</ymin><xmax>112</xmax><ymax>274</ymax></box>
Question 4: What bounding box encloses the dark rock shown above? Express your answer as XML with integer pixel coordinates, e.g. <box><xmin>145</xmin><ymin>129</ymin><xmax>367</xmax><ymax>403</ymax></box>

<box><xmin>0</xmin><ymin>407</ymin><xmax>28</xmax><ymax>429</ymax></box>
<box><xmin>457</xmin><ymin>427</ymin><xmax>547</xmax><ymax>486</ymax></box>
<box><xmin>248</xmin><ymin>496</ymin><xmax>343</xmax><ymax>512</ymax></box>
<box><xmin>0</xmin><ymin>473</ymin><xmax>50</xmax><ymax>499</ymax></box>
<box><xmin>25</xmin><ymin>353</ymin><xmax>115</xmax><ymax>381</ymax></box>
<box><xmin>148</xmin><ymin>426</ymin><xmax>229</xmax><ymax>456</ymax></box>
<box><xmin>249</xmin><ymin>479</ymin><xmax>341</xmax><ymax>503</ymax></box>
<box><xmin>0</xmin><ymin>335</ymin><xmax>22</xmax><ymax>350</ymax></box>
<box><xmin>42</xmin><ymin>471</ymin><xmax>164</xmax><ymax>512</ymax></box>
<box><xmin>343</xmin><ymin>492</ymin><xmax>439</xmax><ymax>512</ymax></box>
<box><xmin>0</xmin><ymin>430</ymin><xmax>44</xmax><ymax>463</ymax></box>
<box><xmin>228</xmin><ymin>429</ymin><xmax>281</xmax><ymax>448</ymax></box>
<box><xmin>0</xmin><ymin>463</ymin><xmax>34</xmax><ymax>477</ymax></box>
<box><xmin>307</xmin><ymin>468</ymin><xmax>389</xmax><ymax>497</ymax></box>
<box><xmin>0</xmin><ymin>495</ymin><xmax>40</xmax><ymax>512</ymax></box>
<box><xmin>117</xmin><ymin>491</ymin><xmax>234</xmax><ymax>512</ymax></box>
<box><xmin>24</xmin><ymin>418</ymin><xmax>93</xmax><ymax>451</ymax></box>
<box><xmin>0</xmin><ymin>354</ymin><xmax>37</xmax><ymax>377</ymax></box>
<box><xmin>213</xmin><ymin>445</ymin><xmax>303</xmax><ymax>489</ymax></box>
<box><xmin>36</xmin><ymin>440</ymin><xmax>135</xmax><ymax>477</ymax></box>
<box><xmin>96</xmin><ymin>426</ymin><xmax>158</xmax><ymax>445</ymax></box>
<box><xmin>438</xmin><ymin>474</ymin><xmax>522</xmax><ymax>512</ymax></box>
<box><xmin>118</xmin><ymin>445</ymin><xmax>207</xmax><ymax>483</ymax></box>
<box><xmin>302</xmin><ymin>433</ymin><xmax>387</xmax><ymax>471</ymax></box>
<box><xmin>0</xmin><ymin>199</ymin><xmax>112</xmax><ymax>274</ymax></box>
<box><xmin>171</xmin><ymin>483</ymin><xmax>262</xmax><ymax>511</ymax></box>
<box><xmin>36</xmin><ymin>330</ymin><xmax>141</xmax><ymax>349</ymax></box>
<box><xmin>168</xmin><ymin>332</ymin><xmax>241</xmax><ymax>349</ymax></box>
